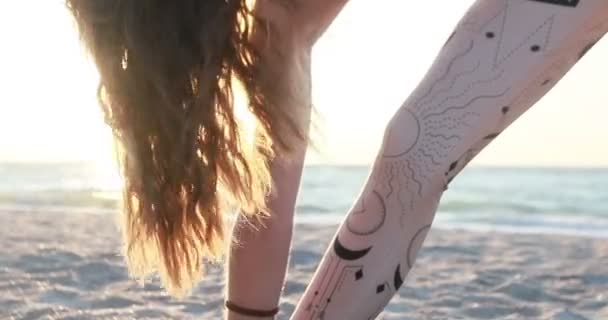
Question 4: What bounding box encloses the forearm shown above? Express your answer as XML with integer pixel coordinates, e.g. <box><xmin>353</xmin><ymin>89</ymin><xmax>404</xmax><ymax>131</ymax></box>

<box><xmin>292</xmin><ymin>1</ymin><xmax>608</xmax><ymax>319</ymax></box>
<box><xmin>226</xmin><ymin>51</ymin><xmax>312</xmax><ymax>318</ymax></box>
<box><xmin>226</xmin><ymin>149</ymin><xmax>307</xmax><ymax>320</ymax></box>
<box><xmin>226</xmin><ymin>220</ymin><xmax>292</xmax><ymax>320</ymax></box>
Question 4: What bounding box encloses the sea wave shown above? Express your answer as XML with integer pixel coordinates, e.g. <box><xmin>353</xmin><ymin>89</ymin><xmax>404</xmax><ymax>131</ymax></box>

<box><xmin>2</xmin><ymin>163</ymin><xmax>607</xmax><ymax>238</ymax></box>
<box><xmin>0</xmin><ymin>189</ymin><xmax>120</xmax><ymax>209</ymax></box>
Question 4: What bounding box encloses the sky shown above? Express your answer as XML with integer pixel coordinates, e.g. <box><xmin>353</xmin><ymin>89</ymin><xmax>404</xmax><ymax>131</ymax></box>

<box><xmin>1</xmin><ymin>1</ymin><xmax>608</xmax><ymax>167</ymax></box>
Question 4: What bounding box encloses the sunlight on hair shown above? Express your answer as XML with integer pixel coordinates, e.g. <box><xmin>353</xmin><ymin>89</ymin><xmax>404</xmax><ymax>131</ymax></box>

<box><xmin>232</xmin><ymin>76</ymin><xmax>257</xmax><ymax>147</ymax></box>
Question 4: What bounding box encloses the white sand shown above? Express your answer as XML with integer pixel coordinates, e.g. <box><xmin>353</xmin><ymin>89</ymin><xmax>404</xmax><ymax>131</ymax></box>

<box><xmin>1</xmin><ymin>210</ymin><xmax>607</xmax><ymax>319</ymax></box>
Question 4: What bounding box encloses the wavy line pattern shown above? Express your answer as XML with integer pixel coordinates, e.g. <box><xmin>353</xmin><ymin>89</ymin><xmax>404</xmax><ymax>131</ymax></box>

<box><xmin>422</xmin><ymin>88</ymin><xmax>510</xmax><ymax>119</ymax></box>
<box><xmin>418</xmin><ymin>60</ymin><xmax>481</xmax><ymax>108</ymax></box>
<box><xmin>423</xmin><ymin>69</ymin><xmax>506</xmax><ymax>115</ymax></box>
<box><xmin>413</xmin><ymin>40</ymin><xmax>476</xmax><ymax>110</ymax></box>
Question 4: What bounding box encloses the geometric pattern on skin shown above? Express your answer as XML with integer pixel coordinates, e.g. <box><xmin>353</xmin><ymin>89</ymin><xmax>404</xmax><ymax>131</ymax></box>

<box><xmin>291</xmin><ymin>1</ymin><xmax>608</xmax><ymax>319</ymax></box>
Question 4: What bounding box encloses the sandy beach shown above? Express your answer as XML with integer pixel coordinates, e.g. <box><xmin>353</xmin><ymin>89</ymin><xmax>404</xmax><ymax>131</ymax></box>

<box><xmin>2</xmin><ymin>210</ymin><xmax>607</xmax><ymax>320</ymax></box>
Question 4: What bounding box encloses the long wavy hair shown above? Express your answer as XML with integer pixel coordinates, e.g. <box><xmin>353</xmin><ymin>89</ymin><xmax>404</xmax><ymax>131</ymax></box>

<box><xmin>66</xmin><ymin>0</ymin><xmax>305</xmax><ymax>296</ymax></box>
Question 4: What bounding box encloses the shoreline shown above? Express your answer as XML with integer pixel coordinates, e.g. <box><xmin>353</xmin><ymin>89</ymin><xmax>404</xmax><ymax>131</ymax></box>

<box><xmin>2</xmin><ymin>206</ymin><xmax>608</xmax><ymax>241</ymax></box>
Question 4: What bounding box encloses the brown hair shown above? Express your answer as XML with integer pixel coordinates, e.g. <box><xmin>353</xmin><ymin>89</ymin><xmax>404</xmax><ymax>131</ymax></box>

<box><xmin>66</xmin><ymin>0</ymin><xmax>305</xmax><ymax>296</ymax></box>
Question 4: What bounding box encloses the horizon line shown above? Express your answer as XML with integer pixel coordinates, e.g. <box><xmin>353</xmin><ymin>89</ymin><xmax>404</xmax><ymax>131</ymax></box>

<box><xmin>1</xmin><ymin>161</ymin><xmax>607</xmax><ymax>170</ymax></box>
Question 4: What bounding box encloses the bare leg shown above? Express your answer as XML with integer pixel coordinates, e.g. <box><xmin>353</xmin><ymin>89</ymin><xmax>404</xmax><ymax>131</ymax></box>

<box><xmin>291</xmin><ymin>1</ymin><xmax>608</xmax><ymax>319</ymax></box>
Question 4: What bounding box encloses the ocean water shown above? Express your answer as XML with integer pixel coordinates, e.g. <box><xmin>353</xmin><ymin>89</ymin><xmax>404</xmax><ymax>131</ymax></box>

<box><xmin>1</xmin><ymin>163</ymin><xmax>607</xmax><ymax>238</ymax></box>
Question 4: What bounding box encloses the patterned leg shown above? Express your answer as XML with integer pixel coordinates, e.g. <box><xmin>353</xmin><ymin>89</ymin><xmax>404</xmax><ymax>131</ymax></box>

<box><xmin>291</xmin><ymin>1</ymin><xmax>608</xmax><ymax>319</ymax></box>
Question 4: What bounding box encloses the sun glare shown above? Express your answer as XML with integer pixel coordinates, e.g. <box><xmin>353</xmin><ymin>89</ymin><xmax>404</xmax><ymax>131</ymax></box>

<box><xmin>1</xmin><ymin>1</ymin><xmax>608</xmax><ymax>167</ymax></box>
<box><xmin>232</xmin><ymin>77</ymin><xmax>257</xmax><ymax>147</ymax></box>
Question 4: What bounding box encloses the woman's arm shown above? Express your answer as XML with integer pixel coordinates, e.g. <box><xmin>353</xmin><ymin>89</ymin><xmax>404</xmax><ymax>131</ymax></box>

<box><xmin>225</xmin><ymin>1</ymin><xmax>349</xmax><ymax>319</ymax></box>
<box><xmin>226</xmin><ymin>138</ymin><xmax>309</xmax><ymax>320</ymax></box>
<box><xmin>291</xmin><ymin>1</ymin><xmax>608</xmax><ymax>319</ymax></box>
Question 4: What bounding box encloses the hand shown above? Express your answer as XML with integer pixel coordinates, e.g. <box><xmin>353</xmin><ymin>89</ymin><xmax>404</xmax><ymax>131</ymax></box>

<box><xmin>251</xmin><ymin>0</ymin><xmax>349</xmax><ymax>139</ymax></box>
<box><xmin>253</xmin><ymin>0</ymin><xmax>351</xmax><ymax>84</ymax></box>
<box><xmin>253</xmin><ymin>0</ymin><xmax>348</xmax><ymax>45</ymax></box>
